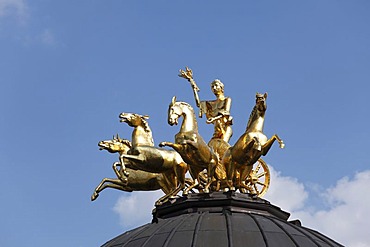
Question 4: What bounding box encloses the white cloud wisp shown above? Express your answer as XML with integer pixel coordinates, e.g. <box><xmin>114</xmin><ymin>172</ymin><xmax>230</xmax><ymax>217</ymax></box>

<box><xmin>0</xmin><ymin>0</ymin><xmax>27</xmax><ymax>20</ymax></box>
<box><xmin>113</xmin><ymin>190</ymin><xmax>164</xmax><ymax>229</ymax></box>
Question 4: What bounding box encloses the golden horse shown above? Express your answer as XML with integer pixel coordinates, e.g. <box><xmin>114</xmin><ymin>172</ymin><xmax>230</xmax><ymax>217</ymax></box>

<box><xmin>118</xmin><ymin>113</ymin><xmax>188</xmax><ymax>205</ymax></box>
<box><xmin>222</xmin><ymin>93</ymin><xmax>285</xmax><ymax>191</ymax></box>
<box><xmin>91</xmin><ymin>136</ymin><xmax>175</xmax><ymax>202</ymax></box>
<box><xmin>159</xmin><ymin>97</ymin><xmax>218</xmax><ymax>194</ymax></box>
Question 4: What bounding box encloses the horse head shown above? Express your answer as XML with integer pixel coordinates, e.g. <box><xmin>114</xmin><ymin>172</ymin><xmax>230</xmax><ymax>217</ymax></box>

<box><xmin>255</xmin><ymin>92</ymin><xmax>268</xmax><ymax>112</ymax></box>
<box><xmin>119</xmin><ymin>112</ymin><xmax>149</xmax><ymax>128</ymax></box>
<box><xmin>119</xmin><ymin>112</ymin><xmax>154</xmax><ymax>146</ymax></box>
<box><xmin>98</xmin><ymin>134</ymin><xmax>132</xmax><ymax>154</ymax></box>
<box><xmin>168</xmin><ymin>96</ymin><xmax>181</xmax><ymax>126</ymax></box>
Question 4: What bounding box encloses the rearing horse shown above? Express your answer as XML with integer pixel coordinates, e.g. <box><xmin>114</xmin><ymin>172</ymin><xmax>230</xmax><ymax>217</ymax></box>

<box><xmin>222</xmin><ymin>93</ymin><xmax>285</xmax><ymax>191</ymax></box>
<box><xmin>118</xmin><ymin>112</ymin><xmax>188</xmax><ymax>205</ymax></box>
<box><xmin>159</xmin><ymin>97</ymin><xmax>218</xmax><ymax>194</ymax></box>
<box><xmin>91</xmin><ymin>136</ymin><xmax>175</xmax><ymax>202</ymax></box>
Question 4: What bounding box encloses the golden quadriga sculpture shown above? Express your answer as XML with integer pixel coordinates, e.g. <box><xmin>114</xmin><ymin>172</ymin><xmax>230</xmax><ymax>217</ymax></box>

<box><xmin>91</xmin><ymin>67</ymin><xmax>284</xmax><ymax>205</ymax></box>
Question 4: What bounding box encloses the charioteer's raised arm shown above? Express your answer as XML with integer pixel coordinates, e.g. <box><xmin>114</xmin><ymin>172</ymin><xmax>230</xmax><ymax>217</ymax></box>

<box><xmin>178</xmin><ymin>67</ymin><xmax>201</xmax><ymax>109</ymax></box>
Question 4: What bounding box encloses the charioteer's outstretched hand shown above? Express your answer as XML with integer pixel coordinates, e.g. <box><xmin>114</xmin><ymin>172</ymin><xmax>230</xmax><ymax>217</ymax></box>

<box><xmin>179</xmin><ymin>66</ymin><xmax>193</xmax><ymax>80</ymax></box>
<box><xmin>179</xmin><ymin>67</ymin><xmax>199</xmax><ymax>92</ymax></box>
<box><xmin>178</xmin><ymin>67</ymin><xmax>201</xmax><ymax>108</ymax></box>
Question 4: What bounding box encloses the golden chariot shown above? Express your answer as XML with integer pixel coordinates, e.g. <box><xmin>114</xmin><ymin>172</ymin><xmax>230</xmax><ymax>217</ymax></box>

<box><xmin>91</xmin><ymin>67</ymin><xmax>284</xmax><ymax>205</ymax></box>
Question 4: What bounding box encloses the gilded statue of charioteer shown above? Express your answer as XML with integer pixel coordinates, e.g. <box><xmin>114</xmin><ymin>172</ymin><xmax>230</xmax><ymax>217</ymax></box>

<box><xmin>91</xmin><ymin>67</ymin><xmax>285</xmax><ymax>205</ymax></box>
<box><xmin>178</xmin><ymin>67</ymin><xmax>233</xmax><ymax>144</ymax></box>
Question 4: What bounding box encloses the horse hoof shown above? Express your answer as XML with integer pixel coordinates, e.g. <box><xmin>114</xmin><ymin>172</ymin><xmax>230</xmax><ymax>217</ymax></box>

<box><xmin>159</xmin><ymin>142</ymin><xmax>165</xmax><ymax>147</ymax></box>
<box><xmin>91</xmin><ymin>193</ymin><xmax>99</xmax><ymax>201</ymax></box>
<box><xmin>155</xmin><ymin>201</ymin><xmax>163</xmax><ymax>206</ymax></box>
<box><xmin>239</xmin><ymin>188</ymin><xmax>247</xmax><ymax>193</ymax></box>
<box><xmin>280</xmin><ymin>143</ymin><xmax>285</xmax><ymax>149</ymax></box>
<box><xmin>250</xmin><ymin>193</ymin><xmax>258</xmax><ymax>199</ymax></box>
<box><xmin>203</xmin><ymin>188</ymin><xmax>209</xmax><ymax>193</ymax></box>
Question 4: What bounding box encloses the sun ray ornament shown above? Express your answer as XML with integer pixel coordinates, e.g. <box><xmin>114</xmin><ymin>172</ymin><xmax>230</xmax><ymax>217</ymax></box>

<box><xmin>92</xmin><ymin>67</ymin><xmax>284</xmax><ymax>205</ymax></box>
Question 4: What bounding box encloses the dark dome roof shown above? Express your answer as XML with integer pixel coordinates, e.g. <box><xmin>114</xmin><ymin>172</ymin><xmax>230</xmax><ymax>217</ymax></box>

<box><xmin>102</xmin><ymin>192</ymin><xmax>343</xmax><ymax>247</ymax></box>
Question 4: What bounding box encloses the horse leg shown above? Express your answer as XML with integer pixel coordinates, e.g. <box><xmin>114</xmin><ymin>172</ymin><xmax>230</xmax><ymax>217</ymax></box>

<box><xmin>261</xmin><ymin>134</ymin><xmax>284</xmax><ymax>156</ymax></box>
<box><xmin>156</xmin><ymin>180</ymin><xmax>185</xmax><ymax>205</ymax></box>
<box><xmin>223</xmin><ymin>153</ymin><xmax>236</xmax><ymax>191</ymax></box>
<box><xmin>91</xmin><ymin>178</ymin><xmax>127</xmax><ymax>201</ymax></box>
<box><xmin>253</xmin><ymin>136</ymin><xmax>262</xmax><ymax>151</ymax></box>
<box><xmin>183</xmin><ymin>180</ymin><xmax>199</xmax><ymax>195</ymax></box>
<box><xmin>162</xmin><ymin>171</ymin><xmax>178</xmax><ymax>194</ymax></box>
<box><xmin>155</xmin><ymin>184</ymin><xmax>181</xmax><ymax>206</ymax></box>
<box><xmin>157</xmin><ymin>174</ymin><xmax>172</xmax><ymax>195</ymax></box>
<box><xmin>155</xmin><ymin>193</ymin><xmax>170</xmax><ymax>206</ymax></box>
<box><xmin>100</xmin><ymin>182</ymin><xmax>133</xmax><ymax>192</ymax></box>
<box><xmin>204</xmin><ymin>157</ymin><xmax>217</xmax><ymax>193</ymax></box>
<box><xmin>159</xmin><ymin>141</ymin><xmax>173</xmax><ymax>147</ymax></box>
<box><xmin>159</xmin><ymin>142</ymin><xmax>184</xmax><ymax>153</ymax></box>
<box><xmin>174</xmin><ymin>162</ymin><xmax>187</xmax><ymax>194</ymax></box>
<box><xmin>184</xmin><ymin>178</ymin><xmax>196</xmax><ymax>193</ymax></box>
<box><xmin>119</xmin><ymin>155</ymin><xmax>129</xmax><ymax>176</ymax></box>
<box><xmin>274</xmin><ymin>134</ymin><xmax>285</xmax><ymax>148</ymax></box>
<box><xmin>155</xmin><ymin>169</ymin><xmax>186</xmax><ymax>205</ymax></box>
<box><xmin>112</xmin><ymin>162</ymin><xmax>128</xmax><ymax>184</ymax></box>
<box><xmin>183</xmin><ymin>167</ymin><xmax>201</xmax><ymax>195</ymax></box>
<box><xmin>91</xmin><ymin>179</ymin><xmax>105</xmax><ymax>201</ymax></box>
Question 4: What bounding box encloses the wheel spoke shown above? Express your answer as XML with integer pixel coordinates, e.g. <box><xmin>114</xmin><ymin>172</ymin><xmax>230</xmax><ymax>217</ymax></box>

<box><xmin>253</xmin><ymin>184</ymin><xmax>259</xmax><ymax>193</ymax></box>
<box><xmin>241</xmin><ymin>159</ymin><xmax>270</xmax><ymax>197</ymax></box>
<box><xmin>254</xmin><ymin>163</ymin><xmax>261</xmax><ymax>173</ymax></box>
<box><xmin>257</xmin><ymin>172</ymin><xmax>267</xmax><ymax>178</ymax></box>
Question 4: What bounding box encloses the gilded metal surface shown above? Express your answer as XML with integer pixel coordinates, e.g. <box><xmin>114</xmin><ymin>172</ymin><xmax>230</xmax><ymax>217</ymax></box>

<box><xmin>92</xmin><ymin>67</ymin><xmax>284</xmax><ymax>204</ymax></box>
<box><xmin>118</xmin><ymin>113</ymin><xmax>188</xmax><ymax>205</ymax></box>
<box><xmin>91</xmin><ymin>136</ymin><xmax>177</xmax><ymax>202</ymax></box>
<box><xmin>222</xmin><ymin>93</ymin><xmax>284</xmax><ymax>191</ymax></box>
<box><xmin>179</xmin><ymin>67</ymin><xmax>233</xmax><ymax>143</ymax></box>
<box><xmin>159</xmin><ymin>97</ymin><xmax>218</xmax><ymax>194</ymax></box>
<box><xmin>245</xmin><ymin>159</ymin><xmax>270</xmax><ymax>197</ymax></box>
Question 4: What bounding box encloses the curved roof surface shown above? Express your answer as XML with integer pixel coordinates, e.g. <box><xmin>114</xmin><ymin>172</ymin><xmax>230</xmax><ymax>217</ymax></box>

<box><xmin>102</xmin><ymin>192</ymin><xmax>344</xmax><ymax>247</ymax></box>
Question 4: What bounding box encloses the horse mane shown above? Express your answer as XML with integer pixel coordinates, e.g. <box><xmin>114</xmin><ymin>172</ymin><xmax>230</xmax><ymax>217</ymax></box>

<box><xmin>140</xmin><ymin>116</ymin><xmax>152</xmax><ymax>134</ymax></box>
<box><xmin>176</xmin><ymin>101</ymin><xmax>197</xmax><ymax>120</ymax></box>
<box><xmin>177</xmin><ymin>101</ymin><xmax>193</xmax><ymax>110</ymax></box>
<box><xmin>246</xmin><ymin>106</ymin><xmax>257</xmax><ymax>130</ymax></box>
<box><xmin>170</xmin><ymin>101</ymin><xmax>193</xmax><ymax>109</ymax></box>
<box><xmin>119</xmin><ymin>139</ymin><xmax>132</xmax><ymax>148</ymax></box>
<box><xmin>138</xmin><ymin>116</ymin><xmax>155</xmax><ymax>146</ymax></box>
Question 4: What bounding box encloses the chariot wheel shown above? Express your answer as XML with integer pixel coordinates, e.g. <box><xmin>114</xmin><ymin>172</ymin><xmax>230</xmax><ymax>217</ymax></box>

<box><xmin>245</xmin><ymin>159</ymin><xmax>270</xmax><ymax>197</ymax></box>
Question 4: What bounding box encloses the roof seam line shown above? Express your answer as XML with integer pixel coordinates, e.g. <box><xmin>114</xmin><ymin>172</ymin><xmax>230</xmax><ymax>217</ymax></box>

<box><xmin>163</xmin><ymin>215</ymin><xmax>188</xmax><ymax>247</ymax></box>
<box><xmin>269</xmin><ymin>217</ymin><xmax>301</xmax><ymax>247</ymax></box>
<box><xmin>191</xmin><ymin>212</ymin><xmax>205</xmax><ymax>247</ymax></box>
<box><xmin>141</xmin><ymin>218</ymin><xmax>177</xmax><ymax>247</ymax></box>
<box><xmin>275</xmin><ymin>217</ymin><xmax>322</xmax><ymax>247</ymax></box>
<box><xmin>225</xmin><ymin>211</ymin><xmax>233</xmax><ymax>247</ymax></box>
<box><xmin>301</xmin><ymin>226</ymin><xmax>339</xmax><ymax>247</ymax></box>
<box><xmin>250</xmin><ymin>213</ymin><xmax>269</xmax><ymax>247</ymax></box>
<box><xmin>117</xmin><ymin>225</ymin><xmax>150</xmax><ymax>247</ymax></box>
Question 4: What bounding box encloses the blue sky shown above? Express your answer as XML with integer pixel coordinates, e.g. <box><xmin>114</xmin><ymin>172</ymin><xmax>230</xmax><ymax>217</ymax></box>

<box><xmin>1</xmin><ymin>1</ymin><xmax>370</xmax><ymax>246</ymax></box>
